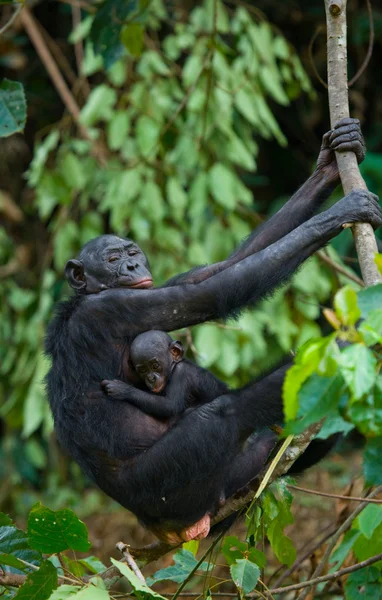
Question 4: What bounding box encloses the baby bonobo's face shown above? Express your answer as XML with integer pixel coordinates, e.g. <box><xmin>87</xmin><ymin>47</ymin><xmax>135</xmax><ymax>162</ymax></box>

<box><xmin>134</xmin><ymin>356</ymin><xmax>168</xmax><ymax>394</ymax></box>
<box><xmin>131</xmin><ymin>330</ymin><xmax>184</xmax><ymax>393</ymax></box>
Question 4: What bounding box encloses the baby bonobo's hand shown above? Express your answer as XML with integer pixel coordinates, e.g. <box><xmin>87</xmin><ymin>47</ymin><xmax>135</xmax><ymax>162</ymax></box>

<box><xmin>317</xmin><ymin>117</ymin><xmax>366</xmax><ymax>176</ymax></box>
<box><xmin>101</xmin><ymin>379</ymin><xmax>132</xmax><ymax>400</ymax></box>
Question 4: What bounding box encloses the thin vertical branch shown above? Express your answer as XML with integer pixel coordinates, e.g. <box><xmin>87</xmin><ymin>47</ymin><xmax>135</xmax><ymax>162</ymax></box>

<box><xmin>324</xmin><ymin>0</ymin><xmax>381</xmax><ymax>286</ymax></box>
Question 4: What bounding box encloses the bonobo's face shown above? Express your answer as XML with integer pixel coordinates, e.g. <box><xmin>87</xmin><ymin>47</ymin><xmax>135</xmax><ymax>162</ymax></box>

<box><xmin>64</xmin><ymin>235</ymin><xmax>153</xmax><ymax>294</ymax></box>
<box><xmin>131</xmin><ymin>331</ymin><xmax>184</xmax><ymax>393</ymax></box>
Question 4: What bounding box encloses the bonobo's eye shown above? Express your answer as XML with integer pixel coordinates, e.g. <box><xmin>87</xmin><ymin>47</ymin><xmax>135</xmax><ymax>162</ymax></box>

<box><xmin>108</xmin><ymin>256</ymin><xmax>119</xmax><ymax>263</ymax></box>
<box><xmin>129</xmin><ymin>249</ymin><xmax>138</xmax><ymax>256</ymax></box>
<box><xmin>151</xmin><ymin>361</ymin><xmax>159</xmax><ymax>370</ymax></box>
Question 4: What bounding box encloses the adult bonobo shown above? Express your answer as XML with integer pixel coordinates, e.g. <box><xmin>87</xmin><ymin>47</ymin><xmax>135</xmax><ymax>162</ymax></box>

<box><xmin>46</xmin><ymin>119</ymin><xmax>381</xmax><ymax>544</ymax></box>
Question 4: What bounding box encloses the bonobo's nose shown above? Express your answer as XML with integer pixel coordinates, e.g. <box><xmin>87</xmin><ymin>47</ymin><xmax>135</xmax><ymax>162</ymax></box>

<box><xmin>120</xmin><ymin>260</ymin><xmax>138</xmax><ymax>274</ymax></box>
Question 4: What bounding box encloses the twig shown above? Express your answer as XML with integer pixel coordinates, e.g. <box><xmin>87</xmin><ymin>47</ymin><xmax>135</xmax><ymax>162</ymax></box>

<box><xmin>308</xmin><ymin>25</ymin><xmax>328</xmax><ymax>89</ymax></box>
<box><xmin>116</xmin><ymin>542</ymin><xmax>146</xmax><ymax>583</ymax></box>
<box><xmin>289</xmin><ymin>483</ymin><xmax>382</xmax><ymax>503</ymax></box>
<box><xmin>20</xmin><ymin>6</ymin><xmax>106</xmax><ymax>163</ymax></box>
<box><xmin>296</xmin><ymin>485</ymin><xmax>382</xmax><ymax>600</ymax></box>
<box><xmin>325</xmin><ymin>0</ymin><xmax>382</xmax><ymax>286</ymax></box>
<box><xmin>268</xmin><ymin>551</ymin><xmax>382</xmax><ymax>596</ymax></box>
<box><xmin>72</xmin><ymin>4</ymin><xmax>91</xmax><ymax>97</ymax></box>
<box><xmin>0</xmin><ymin>2</ymin><xmax>22</xmax><ymax>36</ymax></box>
<box><xmin>316</xmin><ymin>250</ymin><xmax>364</xmax><ymax>286</ymax></box>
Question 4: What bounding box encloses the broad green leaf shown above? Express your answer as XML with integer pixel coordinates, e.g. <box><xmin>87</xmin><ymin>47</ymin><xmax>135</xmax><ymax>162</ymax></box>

<box><xmin>0</xmin><ymin>526</ymin><xmax>41</xmax><ymax>572</ymax></box>
<box><xmin>47</xmin><ymin>585</ymin><xmax>81</xmax><ymax>600</ymax></box>
<box><xmin>0</xmin><ymin>514</ymin><xmax>13</xmax><ymax>527</ymax></box>
<box><xmin>194</xmin><ymin>325</ymin><xmax>222</xmax><ymax>367</ymax></box>
<box><xmin>363</xmin><ymin>437</ymin><xmax>382</xmax><ymax>485</ymax></box>
<box><xmin>59</xmin><ymin>153</ymin><xmax>87</xmax><ymax>190</ymax></box>
<box><xmin>28</xmin><ymin>504</ymin><xmax>91</xmax><ymax>553</ymax></box>
<box><xmin>140</xmin><ymin>180</ymin><xmax>165</xmax><ymax>222</ymax></box>
<box><xmin>358</xmin><ymin>284</ymin><xmax>382</xmax><ymax>318</ymax></box>
<box><xmin>316</xmin><ymin>414</ymin><xmax>354</xmax><ymax>439</ymax></box>
<box><xmin>80</xmin><ymin>85</ymin><xmax>117</xmax><ymax>126</ymax></box>
<box><xmin>15</xmin><ymin>560</ymin><xmax>57</xmax><ymax>600</ymax></box>
<box><xmin>111</xmin><ymin>558</ymin><xmax>166</xmax><ymax>598</ymax></box>
<box><xmin>358</xmin><ymin>505</ymin><xmax>382</xmax><ymax>539</ymax></box>
<box><xmin>107</xmin><ymin>111</ymin><xmax>130</xmax><ymax>150</ymax></box>
<box><xmin>267</xmin><ymin>521</ymin><xmax>296</xmax><ymax>567</ymax></box>
<box><xmin>235</xmin><ymin>88</ymin><xmax>260</xmax><ymax>127</ymax></box>
<box><xmin>330</xmin><ymin>529</ymin><xmax>360</xmax><ymax>571</ymax></box>
<box><xmin>358</xmin><ymin>310</ymin><xmax>382</xmax><ymax>346</ymax></box>
<box><xmin>90</xmin><ymin>0</ymin><xmax>138</xmax><ymax>68</ymax></box>
<box><xmin>222</xmin><ymin>536</ymin><xmax>247</xmax><ymax>566</ymax></box>
<box><xmin>345</xmin><ymin>567</ymin><xmax>381</xmax><ymax>600</ymax></box>
<box><xmin>182</xmin><ymin>540</ymin><xmax>199</xmax><ymax>556</ymax></box>
<box><xmin>26</xmin><ymin>131</ymin><xmax>60</xmax><ymax>187</ymax></box>
<box><xmin>340</xmin><ymin>345</ymin><xmax>377</xmax><ymax>401</ymax></box>
<box><xmin>0</xmin><ymin>553</ymin><xmax>28</xmax><ymax>571</ymax></box>
<box><xmin>79</xmin><ymin>557</ymin><xmax>107</xmax><ymax>575</ymax></box>
<box><xmin>136</xmin><ymin>115</ymin><xmax>161</xmax><ymax>156</ymax></box>
<box><xmin>166</xmin><ymin>178</ymin><xmax>188</xmax><ymax>222</ymax></box>
<box><xmin>147</xmin><ymin>550</ymin><xmax>212</xmax><ymax>586</ymax></box>
<box><xmin>219</xmin><ymin>337</ymin><xmax>240</xmax><ymax>376</ymax></box>
<box><xmin>120</xmin><ymin>23</ymin><xmax>144</xmax><ymax>57</ymax></box>
<box><xmin>209</xmin><ymin>163</ymin><xmax>237</xmax><ymax>209</ymax></box>
<box><xmin>69</xmin><ymin>586</ymin><xmax>110</xmax><ymax>600</ymax></box>
<box><xmin>230</xmin><ymin>559</ymin><xmax>260</xmax><ymax>595</ymax></box>
<box><xmin>334</xmin><ymin>286</ymin><xmax>361</xmax><ymax>326</ymax></box>
<box><xmin>0</xmin><ymin>79</ymin><xmax>27</xmax><ymax>137</ymax></box>
<box><xmin>353</xmin><ymin>523</ymin><xmax>382</xmax><ymax>562</ymax></box>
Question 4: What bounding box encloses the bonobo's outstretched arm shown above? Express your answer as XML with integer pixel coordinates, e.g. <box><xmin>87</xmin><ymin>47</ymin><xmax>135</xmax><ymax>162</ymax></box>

<box><xmin>85</xmin><ymin>189</ymin><xmax>381</xmax><ymax>336</ymax></box>
<box><xmin>102</xmin><ymin>380</ymin><xmax>182</xmax><ymax>418</ymax></box>
<box><xmin>166</xmin><ymin>118</ymin><xmax>365</xmax><ymax>286</ymax></box>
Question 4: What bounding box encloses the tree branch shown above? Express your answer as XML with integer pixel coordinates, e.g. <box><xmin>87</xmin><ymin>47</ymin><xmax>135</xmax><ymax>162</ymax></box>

<box><xmin>325</xmin><ymin>0</ymin><xmax>382</xmax><ymax>286</ymax></box>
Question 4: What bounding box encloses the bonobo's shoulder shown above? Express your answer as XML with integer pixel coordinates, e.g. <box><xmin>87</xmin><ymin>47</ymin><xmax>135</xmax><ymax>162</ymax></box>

<box><xmin>45</xmin><ymin>295</ymin><xmax>84</xmax><ymax>351</ymax></box>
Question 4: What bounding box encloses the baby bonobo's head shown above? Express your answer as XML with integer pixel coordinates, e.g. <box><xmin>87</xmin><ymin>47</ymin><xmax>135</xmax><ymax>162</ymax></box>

<box><xmin>130</xmin><ymin>331</ymin><xmax>184</xmax><ymax>393</ymax></box>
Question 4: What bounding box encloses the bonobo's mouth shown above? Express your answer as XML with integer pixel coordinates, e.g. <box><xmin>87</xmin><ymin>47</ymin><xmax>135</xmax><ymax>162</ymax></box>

<box><xmin>120</xmin><ymin>278</ymin><xmax>153</xmax><ymax>289</ymax></box>
<box><xmin>151</xmin><ymin>381</ymin><xmax>165</xmax><ymax>393</ymax></box>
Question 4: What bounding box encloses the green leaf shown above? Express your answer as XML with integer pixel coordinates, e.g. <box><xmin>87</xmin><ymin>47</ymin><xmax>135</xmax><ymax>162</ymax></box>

<box><xmin>194</xmin><ymin>325</ymin><xmax>222</xmax><ymax>367</ymax></box>
<box><xmin>79</xmin><ymin>557</ymin><xmax>107</xmax><ymax>575</ymax></box>
<box><xmin>0</xmin><ymin>526</ymin><xmax>41</xmax><ymax>573</ymax></box>
<box><xmin>80</xmin><ymin>85</ymin><xmax>117</xmax><ymax>126</ymax></box>
<box><xmin>345</xmin><ymin>566</ymin><xmax>381</xmax><ymax>600</ymax></box>
<box><xmin>120</xmin><ymin>23</ymin><xmax>144</xmax><ymax>57</ymax></box>
<box><xmin>209</xmin><ymin>163</ymin><xmax>237</xmax><ymax>210</ymax></box>
<box><xmin>14</xmin><ymin>560</ymin><xmax>58</xmax><ymax>600</ymax></box>
<box><xmin>90</xmin><ymin>0</ymin><xmax>138</xmax><ymax>68</ymax></box>
<box><xmin>0</xmin><ymin>79</ymin><xmax>27</xmax><ymax>137</ymax></box>
<box><xmin>330</xmin><ymin>529</ymin><xmax>360</xmax><ymax>570</ymax></box>
<box><xmin>358</xmin><ymin>310</ymin><xmax>382</xmax><ymax>346</ymax></box>
<box><xmin>334</xmin><ymin>286</ymin><xmax>361</xmax><ymax>326</ymax></box>
<box><xmin>28</xmin><ymin>504</ymin><xmax>91</xmax><ymax>553</ymax></box>
<box><xmin>358</xmin><ymin>505</ymin><xmax>382</xmax><ymax>539</ymax></box>
<box><xmin>267</xmin><ymin>521</ymin><xmax>296</xmax><ymax>566</ymax></box>
<box><xmin>0</xmin><ymin>553</ymin><xmax>28</xmax><ymax>571</ymax></box>
<box><xmin>60</xmin><ymin>153</ymin><xmax>87</xmax><ymax>191</ymax></box>
<box><xmin>47</xmin><ymin>585</ymin><xmax>81</xmax><ymax>600</ymax></box>
<box><xmin>147</xmin><ymin>550</ymin><xmax>212</xmax><ymax>586</ymax></box>
<box><xmin>358</xmin><ymin>284</ymin><xmax>382</xmax><ymax>318</ymax></box>
<box><xmin>107</xmin><ymin>111</ymin><xmax>130</xmax><ymax>150</ymax></box>
<box><xmin>0</xmin><ymin>514</ymin><xmax>13</xmax><ymax>527</ymax></box>
<box><xmin>363</xmin><ymin>438</ymin><xmax>382</xmax><ymax>485</ymax></box>
<box><xmin>111</xmin><ymin>558</ymin><xmax>167</xmax><ymax>598</ymax></box>
<box><xmin>166</xmin><ymin>178</ymin><xmax>188</xmax><ymax>222</ymax></box>
<box><xmin>68</xmin><ymin>585</ymin><xmax>110</xmax><ymax>600</ymax></box>
<box><xmin>230</xmin><ymin>559</ymin><xmax>260</xmax><ymax>595</ymax></box>
<box><xmin>53</xmin><ymin>221</ymin><xmax>80</xmax><ymax>271</ymax></box>
<box><xmin>222</xmin><ymin>536</ymin><xmax>247</xmax><ymax>566</ymax></box>
<box><xmin>136</xmin><ymin>115</ymin><xmax>161</xmax><ymax>157</ymax></box>
<box><xmin>340</xmin><ymin>345</ymin><xmax>377</xmax><ymax>401</ymax></box>
<box><xmin>316</xmin><ymin>414</ymin><xmax>354</xmax><ymax>439</ymax></box>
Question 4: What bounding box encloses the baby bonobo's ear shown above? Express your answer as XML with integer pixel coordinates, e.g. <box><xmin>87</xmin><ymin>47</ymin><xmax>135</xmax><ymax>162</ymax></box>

<box><xmin>170</xmin><ymin>340</ymin><xmax>184</xmax><ymax>363</ymax></box>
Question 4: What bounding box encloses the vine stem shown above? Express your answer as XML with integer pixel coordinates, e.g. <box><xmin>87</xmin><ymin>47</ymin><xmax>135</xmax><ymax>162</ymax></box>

<box><xmin>325</xmin><ymin>0</ymin><xmax>381</xmax><ymax>286</ymax></box>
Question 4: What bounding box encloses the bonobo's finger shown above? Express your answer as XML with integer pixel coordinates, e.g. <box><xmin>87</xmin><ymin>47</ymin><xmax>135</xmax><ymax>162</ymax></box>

<box><xmin>333</xmin><ymin>117</ymin><xmax>360</xmax><ymax>129</ymax></box>
<box><xmin>100</xmin><ymin>380</ymin><xmax>109</xmax><ymax>389</ymax></box>
<box><xmin>320</xmin><ymin>130</ymin><xmax>332</xmax><ymax>149</ymax></box>
<box><xmin>330</xmin><ymin>131</ymin><xmax>363</xmax><ymax>147</ymax></box>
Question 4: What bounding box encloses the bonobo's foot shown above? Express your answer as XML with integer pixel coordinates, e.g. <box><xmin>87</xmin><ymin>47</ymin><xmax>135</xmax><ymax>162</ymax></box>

<box><xmin>152</xmin><ymin>514</ymin><xmax>211</xmax><ymax>545</ymax></box>
<box><xmin>329</xmin><ymin>189</ymin><xmax>381</xmax><ymax>231</ymax></box>
<box><xmin>101</xmin><ymin>379</ymin><xmax>128</xmax><ymax>399</ymax></box>
<box><xmin>317</xmin><ymin>117</ymin><xmax>366</xmax><ymax>178</ymax></box>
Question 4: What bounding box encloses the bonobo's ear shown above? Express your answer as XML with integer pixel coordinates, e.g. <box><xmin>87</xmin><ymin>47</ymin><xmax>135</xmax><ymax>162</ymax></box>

<box><xmin>170</xmin><ymin>340</ymin><xmax>184</xmax><ymax>363</ymax></box>
<box><xmin>65</xmin><ymin>259</ymin><xmax>86</xmax><ymax>291</ymax></box>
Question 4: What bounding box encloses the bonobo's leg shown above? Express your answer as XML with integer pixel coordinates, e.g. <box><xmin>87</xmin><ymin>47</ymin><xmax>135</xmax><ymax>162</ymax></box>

<box><xmin>123</xmin><ymin>364</ymin><xmax>289</xmax><ymax>540</ymax></box>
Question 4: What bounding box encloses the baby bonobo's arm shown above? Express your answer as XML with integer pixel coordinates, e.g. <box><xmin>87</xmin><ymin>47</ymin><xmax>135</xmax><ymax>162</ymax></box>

<box><xmin>101</xmin><ymin>379</ymin><xmax>185</xmax><ymax>418</ymax></box>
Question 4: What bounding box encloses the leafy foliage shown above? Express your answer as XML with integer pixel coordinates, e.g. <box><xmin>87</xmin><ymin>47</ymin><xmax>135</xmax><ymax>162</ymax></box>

<box><xmin>0</xmin><ymin>79</ymin><xmax>26</xmax><ymax>138</ymax></box>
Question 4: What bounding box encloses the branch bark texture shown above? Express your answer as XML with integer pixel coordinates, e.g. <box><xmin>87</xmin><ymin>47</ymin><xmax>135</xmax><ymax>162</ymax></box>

<box><xmin>325</xmin><ymin>0</ymin><xmax>381</xmax><ymax>286</ymax></box>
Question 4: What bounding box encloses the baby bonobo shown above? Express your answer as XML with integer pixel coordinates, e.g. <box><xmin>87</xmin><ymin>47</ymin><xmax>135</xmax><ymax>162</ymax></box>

<box><xmin>101</xmin><ymin>330</ymin><xmax>229</xmax><ymax>419</ymax></box>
